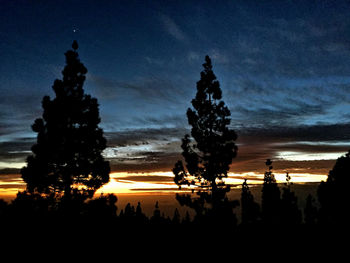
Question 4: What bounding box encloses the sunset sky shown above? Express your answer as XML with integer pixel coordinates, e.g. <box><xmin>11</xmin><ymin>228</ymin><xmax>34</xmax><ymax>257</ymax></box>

<box><xmin>1</xmin><ymin>0</ymin><xmax>350</xmax><ymax>198</ymax></box>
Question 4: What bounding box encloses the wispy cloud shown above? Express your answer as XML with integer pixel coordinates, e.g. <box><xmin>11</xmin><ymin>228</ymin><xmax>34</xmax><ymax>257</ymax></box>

<box><xmin>88</xmin><ymin>73</ymin><xmax>190</xmax><ymax>106</ymax></box>
<box><xmin>160</xmin><ymin>14</ymin><xmax>187</xmax><ymax>42</ymax></box>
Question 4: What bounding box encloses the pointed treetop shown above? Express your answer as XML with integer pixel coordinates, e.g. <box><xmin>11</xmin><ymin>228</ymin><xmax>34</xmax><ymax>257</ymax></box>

<box><xmin>203</xmin><ymin>55</ymin><xmax>213</xmax><ymax>71</ymax></box>
<box><xmin>205</xmin><ymin>55</ymin><xmax>211</xmax><ymax>64</ymax></box>
<box><xmin>72</xmin><ymin>40</ymin><xmax>78</xmax><ymax>51</ymax></box>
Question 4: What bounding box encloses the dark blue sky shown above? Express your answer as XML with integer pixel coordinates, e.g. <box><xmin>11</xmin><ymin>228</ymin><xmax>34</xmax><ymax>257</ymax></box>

<box><xmin>1</xmin><ymin>0</ymin><xmax>350</xmax><ymax>178</ymax></box>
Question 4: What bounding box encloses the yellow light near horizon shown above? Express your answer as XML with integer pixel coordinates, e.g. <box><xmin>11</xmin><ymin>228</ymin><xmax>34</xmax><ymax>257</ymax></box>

<box><xmin>94</xmin><ymin>171</ymin><xmax>328</xmax><ymax>196</ymax></box>
<box><xmin>0</xmin><ymin>170</ymin><xmax>329</xmax><ymax>200</ymax></box>
<box><xmin>95</xmin><ymin>171</ymin><xmax>179</xmax><ymax>195</ymax></box>
<box><xmin>109</xmin><ymin>171</ymin><xmax>175</xmax><ymax>178</ymax></box>
<box><xmin>274</xmin><ymin>172</ymin><xmax>328</xmax><ymax>183</ymax></box>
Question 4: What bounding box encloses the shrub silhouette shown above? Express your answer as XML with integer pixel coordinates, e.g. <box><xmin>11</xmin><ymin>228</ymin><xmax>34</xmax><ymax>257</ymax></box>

<box><xmin>21</xmin><ymin>41</ymin><xmax>110</xmax><ymax>200</ymax></box>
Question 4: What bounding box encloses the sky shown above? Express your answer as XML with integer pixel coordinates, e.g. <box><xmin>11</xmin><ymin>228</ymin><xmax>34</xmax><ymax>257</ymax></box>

<box><xmin>1</xmin><ymin>0</ymin><xmax>350</xmax><ymax>197</ymax></box>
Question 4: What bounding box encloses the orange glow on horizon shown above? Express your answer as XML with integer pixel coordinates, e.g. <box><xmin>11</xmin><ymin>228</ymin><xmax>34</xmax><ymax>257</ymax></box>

<box><xmin>0</xmin><ymin>170</ymin><xmax>328</xmax><ymax>200</ymax></box>
<box><xmin>95</xmin><ymin>171</ymin><xmax>328</xmax><ymax>195</ymax></box>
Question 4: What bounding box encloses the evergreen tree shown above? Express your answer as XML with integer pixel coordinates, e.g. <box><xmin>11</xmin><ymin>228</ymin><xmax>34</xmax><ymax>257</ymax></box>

<box><xmin>135</xmin><ymin>202</ymin><xmax>148</xmax><ymax>224</ymax></box>
<box><xmin>173</xmin><ymin>55</ymin><xmax>237</xmax><ymax>191</ymax></box>
<box><xmin>182</xmin><ymin>211</ymin><xmax>191</xmax><ymax>225</ymax></box>
<box><xmin>150</xmin><ymin>201</ymin><xmax>162</xmax><ymax>224</ymax></box>
<box><xmin>21</xmin><ymin>41</ymin><xmax>110</xmax><ymax>199</ymax></box>
<box><xmin>84</xmin><ymin>193</ymin><xmax>118</xmax><ymax>220</ymax></box>
<box><xmin>317</xmin><ymin>150</ymin><xmax>350</xmax><ymax>225</ymax></box>
<box><xmin>261</xmin><ymin>159</ymin><xmax>281</xmax><ymax>225</ymax></box>
<box><xmin>172</xmin><ymin>208</ymin><xmax>181</xmax><ymax>224</ymax></box>
<box><xmin>280</xmin><ymin>173</ymin><xmax>301</xmax><ymax>225</ymax></box>
<box><xmin>241</xmin><ymin>179</ymin><xmax>260</xmax><ymax>225</ymax></box>
<box><xmin>173</xmin><ymin>56</ymin><xmax>239</xmax><ymax>230</ymax></box>
<box><xmin>304</xmin><ymin>194</ymin><xmax>318</xmax><ymax>225</ymax></box>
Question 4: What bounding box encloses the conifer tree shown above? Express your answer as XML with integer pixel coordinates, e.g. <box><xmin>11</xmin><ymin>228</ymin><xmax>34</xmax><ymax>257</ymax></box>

<box><xmin>304</xmin><ymin>194</ymin><xmax>318</xmax><ymax>225</ymax></box>
<box><xmin>173</xmin><ymin>56</ymin><xmax>237</xmax><ymax>191</ymax></box>
<box><xmin>172</xmin><ymin>208</ymin><xmax>181</xmax><ymax>224</ymax></box>
<box><xmin>21</xmin><ymin>41</ymin><xmax>110</xmax><ymax>199</ymax></box>
<box><xmin>280</xmin><ymin>173</ymin><xmax>301</xmax><ymax>225</ymax></box>
<box><xmin>317</xmin><ymin>150</ymin><xmax>350</xmax><ymax>225</ymax></box>
<box><xmin>261</xmin><ymin>159</ymin><xmax>281</xmax><ymax>224</ymax></box>
<box><xmin>241</xmin><ymin>179</ymin><xmax>260</xmax><ymax>225</ymax></box>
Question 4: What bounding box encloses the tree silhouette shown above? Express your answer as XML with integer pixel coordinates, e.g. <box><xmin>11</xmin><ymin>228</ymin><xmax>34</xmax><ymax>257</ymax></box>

<box><xmin>173</xmin><ymin>55</ymin><xmax>237</xmax><ymax>191</ymax></box>
<box><xmin>304</xmin><ymin>194</ymin><xmax>318</xmax><ymax>225</ymax></box>
<box><xmin>150</xmin><ymin>201</ymin><xmax>163</xmax><ymax>224</ymax></box>
<box><xmin>172</xmin><ymin>208</ymin><xmax>181</xmax><ymax>225</ymax></box>
<box><xmin>280</xmin><ymin>173</ymin><xmax>301</xmax><ymax>225</ymax></box>
<box><xmin>172</xmin><ymin>56</ymin><xmax>239</xmax><ymax>230</ymax></box>
<box><xmin>84</xmin><ymin>193</ymin><xmax>118</xmax><ymax>220</ymax></box>
<box><xmin>241</xmin><ymin>179</ymin><xmax>260</xmax><ymax>225</ymax></box>
<box><xmin>0</xmin><ymin>199</ymin><xmax>8</xmax><ymax>218</ymax></box>
<box><xmin>317</xmin><ymin>150</ymin><xmax>350</xmax><ymax>225</ymax></box>
<box><xmin>21</xmin><ymin>41</ymin><xmax>110</xmax><ymax>200</ymax></box>
<box><xmin>261</xmin><ymin>159</ymin><xmax>281</xmax><ymax>225</ymax></box>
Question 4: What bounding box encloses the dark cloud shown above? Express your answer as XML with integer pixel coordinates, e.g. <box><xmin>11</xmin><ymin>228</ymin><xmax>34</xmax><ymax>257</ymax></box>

<box><xmin>101</xmin><ymin>122</ymin><xmax>350</xmax><ymax>174</ymax></box>
<box><xmin>0</xmin><ymin>168</ymin><xmax>20</xmax><ymax>176</ymax></box>
<box><xmin>239</xmin><ymin>124</ymin><xmax>350</xmax><ymax>142</ymax></box>
<box><xmin>0</xmin><ymin>173</ymin><xmax>24</xmax><ymax>190</ymax></box>
<box><xmin>230</xmin><ymin>123</ymin><xmax>350</xmax><ymax>174</ymax></box>
<box><xmin>0</xmin><ymin>138</ymin><xmax>34</xmax><ymax>162</ymax></box>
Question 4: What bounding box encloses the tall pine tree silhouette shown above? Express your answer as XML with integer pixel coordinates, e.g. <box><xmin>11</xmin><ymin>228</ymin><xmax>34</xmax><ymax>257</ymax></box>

<box><xmin>173</xmin><ymin>55</ymin><xmax>237</xmax><ymax>191</ymax></box>
<box><xmin>21</xmin><ymin>41</ymin><xmax>110</xmax><ymax>199</ymax></box>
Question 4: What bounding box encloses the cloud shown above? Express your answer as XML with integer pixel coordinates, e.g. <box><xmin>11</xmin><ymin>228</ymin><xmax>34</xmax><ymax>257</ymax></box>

<box><xmin>231</xmin><ymin>123</ymin><xmax>350</xmax><ymax>174</ymax></box>
<box><xmin>88</xmin><ymin>74</ymin><xmax>191</xmax><ymax>106</ymax></box>
<box><xmin>244</xmin><ymin>124</ymin><xmax>350</xmax><ymax>142</ymax></box>
<box><xmin>224</xmin><ymin>74</ymin><xmax>350</xmax><ymax>129</ymax></box>
<box><xmin>0</xmin><ymin>171</ymin><xmax>25</xmax><ymax>192</ymax></box>
<box><xmin>208</xmin><ymin>49</ymin><xmax>229</xmax><ymax>64</ymax></box>
<box><xmin>114</xmin><ymin>175</ymin><xmax>174</xmax><ymax>183</ymax></box>
<box><xmin>160</xmin><ymin>14</ymin><xmax>187</xmax><ymax>42</ymax></box>
<box><xmin>221</xmin><ymin>11</ymin><xmax>350</xmax><ymax>79</ymax></box>
<box><xmin>187</xmin><ymin>51</ymin><xmax>200</xmax><ymax>62</ymax></box>
<box><xmin>100</xmin><ymin>121</ymin><xmax>350</xmax><ymax>174</ymax></box>
<box><xmin>0</xmin><ymin>94</ymin><xmax>42</xmax><ymax>139</ymax></box>
<box><xmin>0</xmin><ymin>138</ymin><xmax>34</xmax><ymax>170</ymax></box>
